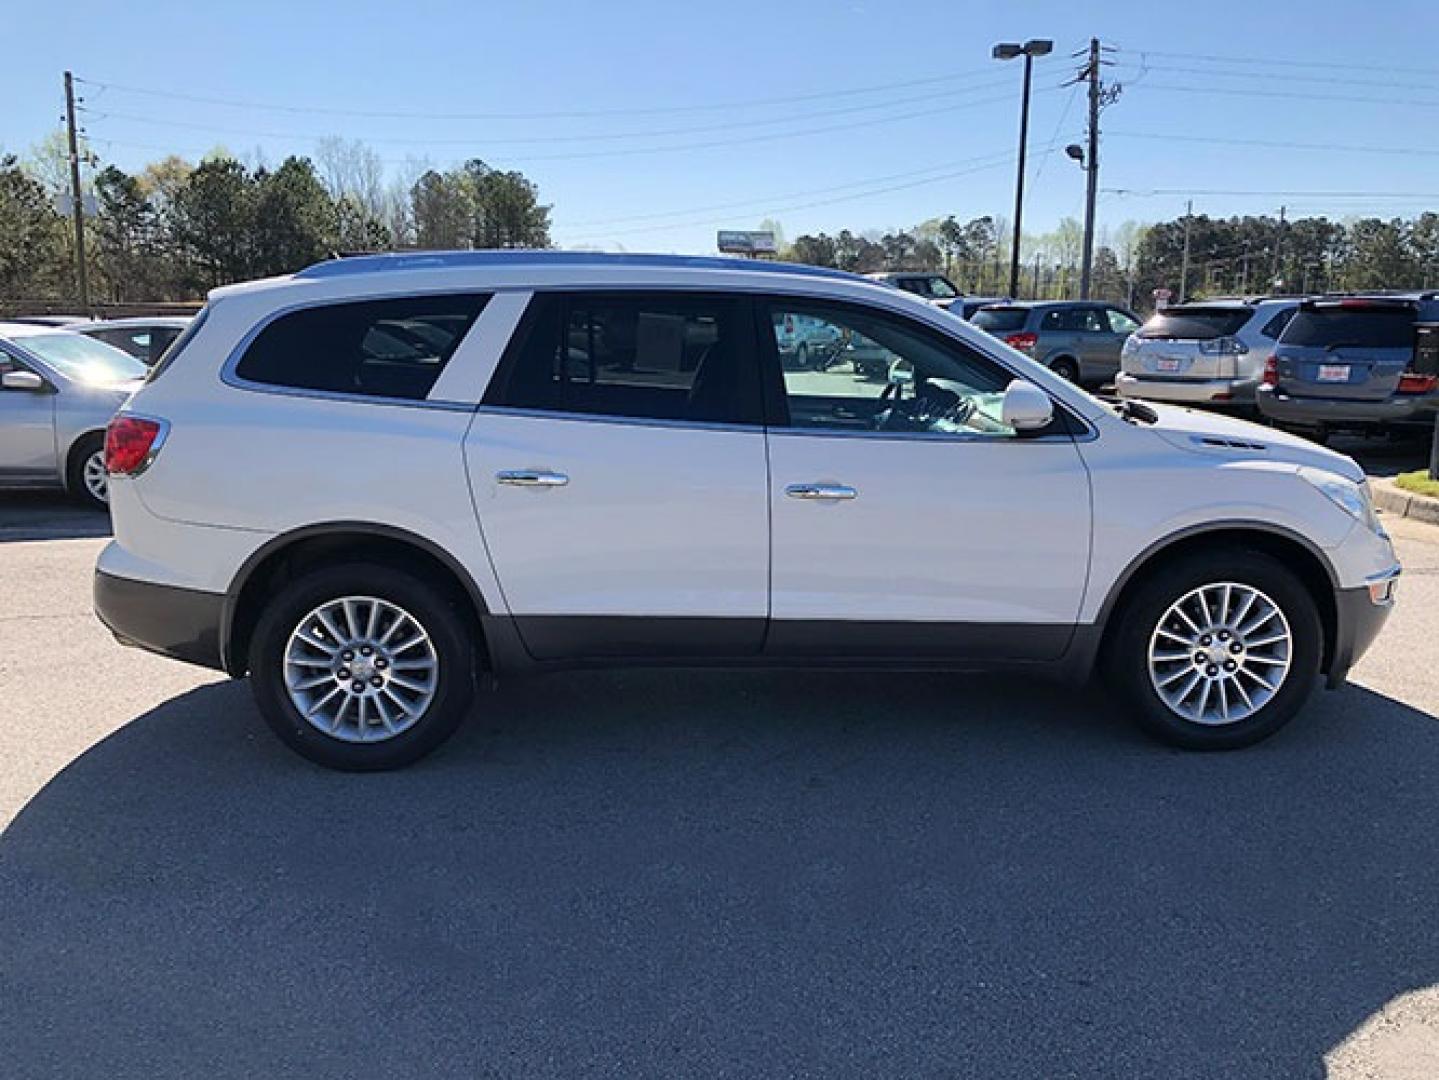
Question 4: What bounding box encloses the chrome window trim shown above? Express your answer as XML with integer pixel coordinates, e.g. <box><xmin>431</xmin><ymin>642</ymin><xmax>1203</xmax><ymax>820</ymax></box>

<box><xmin>217</xmin><ymin>287</ymin><xmax>506</xmax><ymax>412</ymax></box>
<box><xmin>474</xmin><ymin>404</ymin><xmax>763</xmax><ymax>435</ymax></box>
<box><xmin>474</xmin><ymin>404</ymin><xmax>1088</xmax><ymax>443</ymax></box>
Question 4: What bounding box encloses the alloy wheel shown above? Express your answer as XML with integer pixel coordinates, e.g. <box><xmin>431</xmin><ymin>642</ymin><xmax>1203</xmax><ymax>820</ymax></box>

<box><xmin>283</xmin><ymin>595</ymin><xmax>439</xmax><ymax>743</ymax></box>
<box><xmin>1147</xmin><ymin>581</ymin><xmax>1292</xmax><ymax>725</ymax></box>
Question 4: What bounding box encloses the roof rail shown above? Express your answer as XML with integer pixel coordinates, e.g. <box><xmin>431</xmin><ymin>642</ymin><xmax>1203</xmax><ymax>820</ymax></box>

<box><xmin>296</xmin><ymin>249</ymin><xmax>864</xmax><ymax>283</ymax></box>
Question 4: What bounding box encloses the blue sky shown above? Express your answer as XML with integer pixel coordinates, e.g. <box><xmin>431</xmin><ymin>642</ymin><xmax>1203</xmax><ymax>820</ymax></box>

<box><xmin>7</xmin><ymin>0</ymin><xmax>1438</xmax><ymax>254</ymax></box>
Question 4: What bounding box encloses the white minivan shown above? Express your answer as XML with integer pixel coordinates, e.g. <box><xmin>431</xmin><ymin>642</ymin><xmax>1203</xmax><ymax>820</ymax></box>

<box><xmin>94</xmin><ymin>253</ymin><xmax>1400</xmax><ymax>770</ymax></box>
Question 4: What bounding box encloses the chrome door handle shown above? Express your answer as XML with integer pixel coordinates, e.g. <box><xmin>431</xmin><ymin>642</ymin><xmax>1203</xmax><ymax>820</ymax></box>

<box><xmin>496</xmin><ymin>469</ymin><xmax>569</xmax><ymax>487</ymax></box>
<box><xmin>785</xmin><ymin>483</ymin><xmax>857</xmax><ymax>501</ymax></box>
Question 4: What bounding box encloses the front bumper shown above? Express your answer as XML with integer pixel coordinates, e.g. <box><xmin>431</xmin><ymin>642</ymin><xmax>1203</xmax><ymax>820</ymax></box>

<box><xmin>1256</xmin><ymin>387</ymin><xmax>1434</xmax><ymax>428</ymax></box>
<box><xmin>94</xmin><ymin>570</ymin><xmax>227</xmax><ymax>672</ymax></box>
<box><xmin>1326</xmin><ymin>567</ymin><xmax>1400</xmax><ymax>688</ymax></box>
<box><xmin>1116</xmin><ymin>372</ymin><xmax>1259</xmax><ymax>406</ymax></box>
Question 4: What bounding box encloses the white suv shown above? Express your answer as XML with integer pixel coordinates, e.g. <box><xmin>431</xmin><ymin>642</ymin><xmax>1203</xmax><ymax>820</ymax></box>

<box><xmin>94</xmin><ymin>253</ymin><xmax>1400</xmax><ymax>770</ymax></box>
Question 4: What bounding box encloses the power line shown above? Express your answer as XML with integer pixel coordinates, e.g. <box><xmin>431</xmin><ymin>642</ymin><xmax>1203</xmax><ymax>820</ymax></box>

<box><xmin>1111</xmin><ymin>46</ymin><xmax>1439</xmax><ymax>76</ymax></box>
<box><xmin>1104</xmin><ymin>187</ymin><xmax>1439</xmax><ymax>199</ymax></box>
<box><xmin>77</xmin><ymin>76</ymin><xmax>1026</xmax><ymax>148</ymax></box>
<box><xmin>566</xmin><ymin>149</ymin><xmax>1029</xmax><ymax>228</ymax></box>
<box><xmin>1144</xmin><ymin>63</ymin><xmax>1439</xmax><ymax>94</ymax></box>
<box><xmin>1135</xmin><ymin>81</ymin><xmax>1439</xmax><ymax>110</ymax></box>
<box><xmin>74</xmin><ymin>66</ymin><xmax>1012</xmax><ymax>121</ymax></box>
<box><xmin>1106</xmin><ymin>131</ymin><xmax>1439</xmax><ymax>158</ymax></box>
<box><xmin>80</xmin><ymin>84</ymin><xmax>1062</xmax><ymax>164</ymax></box>
<box><xmin>563</xmin><ymin>150</ymin><xmax>1054</xmax><ymax>243</ymax></box>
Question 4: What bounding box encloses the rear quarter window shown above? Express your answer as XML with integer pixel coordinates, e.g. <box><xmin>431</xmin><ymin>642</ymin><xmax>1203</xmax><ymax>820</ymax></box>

<box><xmin>234</xmin><ymin>295</ymin><xmax>488</xmax><ymax>401</ymax></box>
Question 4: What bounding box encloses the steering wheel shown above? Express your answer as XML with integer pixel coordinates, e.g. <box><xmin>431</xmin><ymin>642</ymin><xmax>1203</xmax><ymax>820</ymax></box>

<box><xmin>874</xmin><ymin>382</ymin><xmax>973</xmax><ymax>432</ymax></box>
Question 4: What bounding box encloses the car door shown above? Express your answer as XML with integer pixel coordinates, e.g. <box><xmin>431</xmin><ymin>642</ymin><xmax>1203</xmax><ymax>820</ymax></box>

<box><xmin>758</xmin><ymin>297</ymin><xmax>1092</xmax><ymax>661</ymax></box>
<box><xmin>467</xmin><ymin>291</ymin><xmax>770</xmax><ymax>661</ymax></box>
<box><xmin>0</xmin><ymin>347</ymin><xmax>58</xmax><ymax>483</ymax></box>
<box><xmin>1096</xmin><ymin>307</ymin><xmax>1140</xmax><ymax>381</ymax></box>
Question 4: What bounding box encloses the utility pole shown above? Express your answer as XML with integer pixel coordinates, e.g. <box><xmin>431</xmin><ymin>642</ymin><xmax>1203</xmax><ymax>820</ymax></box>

<box><xmin>1271</xmin><ymin>205</ymin><xmax>1287</xmax><ymax>288</ymax></box>
<box><xmin>63</xmin><ymin>71</ymin><xmax>89</xmax><ymax>309</ymax></box>
<box><xmin>1178</xmin><ymin>200</ymin><xmax>1193</xmax><ymax>304</ymax></box>
<box><xmin>1066</xmin><ymin>40</ymin><xmax>1120</xmax><ymax>300</ymax></box>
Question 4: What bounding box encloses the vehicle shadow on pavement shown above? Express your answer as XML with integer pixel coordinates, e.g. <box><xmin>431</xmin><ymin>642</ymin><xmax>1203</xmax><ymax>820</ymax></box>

<box><xmin>0</xmin><ymin>492</ymin><xmax>110</xmax><ymax>542</ymax></box>
<box><xmin>1</xmin><ymin>670</ymin><xmax>1436</xmax><ymax>1078</ymax></box>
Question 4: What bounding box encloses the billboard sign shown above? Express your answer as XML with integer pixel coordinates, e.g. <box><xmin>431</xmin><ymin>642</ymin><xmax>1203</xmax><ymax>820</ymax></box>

<box><xmin>717</xmin><ymin>230</ymin><xmax>777</xmax><ymax>255</ymax></box>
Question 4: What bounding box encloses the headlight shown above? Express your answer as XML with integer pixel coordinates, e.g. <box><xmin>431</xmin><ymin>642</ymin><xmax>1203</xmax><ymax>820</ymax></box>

<box><xmin>1298</xmin><ymin>467</ymin><xmax>1382</xmax><ymax>534</ymax></box>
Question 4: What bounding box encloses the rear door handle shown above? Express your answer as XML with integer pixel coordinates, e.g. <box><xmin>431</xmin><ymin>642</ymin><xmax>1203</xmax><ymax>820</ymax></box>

<box><xmin>496</xmin><ymin>469</ymin><xmax>569</xmax><ymax>487</ymax></box>
<box><xmin>785</xmin><ymin>483</ymin><xmax>857</xmax><ymax>501</ymax></box>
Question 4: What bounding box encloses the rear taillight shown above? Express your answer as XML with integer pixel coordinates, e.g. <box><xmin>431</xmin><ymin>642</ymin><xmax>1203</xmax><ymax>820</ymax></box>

<box><xmin>1005</xmin><ymin>331</ymin><xmax>1038</xmax><ymax>353</ymax></box>
<box><xmin>1261</xmin><ymin>357</ymin><xmax>1279</xmax><ymax>387</ymax></box>
<box><xmin>104</xmin><ymin>416</ymin><xmax>167</xmax><ymax>476</ymax></box>
<box><xmin>1397</xmin><ymin>372</ymin><xmax>1437</xmax><ymax>394</ymax></box>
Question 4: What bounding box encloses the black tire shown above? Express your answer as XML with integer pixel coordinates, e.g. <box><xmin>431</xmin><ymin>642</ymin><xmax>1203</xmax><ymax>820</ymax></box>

<box><xmin>248</xmin><ymin>562</ymin><xmax>477</xmax><ymax>770</ymax></box>
<box><xmin>1103</xmin><ymin>548</ymin><xmax>1322</xmax><ymax>750</ymax></box>
<box><xmin>1050</xmin><ymin>357</ymin><xmax>1081</xmax><ymax>383</ymax></box>
<box><xmin>66</xmin><ymin>434</ymin><xmax>108</xmax><ymax>510</ymax></box>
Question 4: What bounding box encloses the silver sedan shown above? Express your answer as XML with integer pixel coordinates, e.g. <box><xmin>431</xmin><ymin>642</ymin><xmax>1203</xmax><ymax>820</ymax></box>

<box><xmin>0</xmin><ymin>322</ymin><xmax>147</xmax><ymax>508</ymax></box>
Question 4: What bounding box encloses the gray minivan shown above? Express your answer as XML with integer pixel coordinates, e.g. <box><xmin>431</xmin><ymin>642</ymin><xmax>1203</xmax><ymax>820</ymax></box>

<box><xmin>1256</xmin><ymin>293</ymin><xmax>1439</xmax><ymax>437</ymax></box>
<box><xmin>971</xmin><ymin>300</ymin><xmax>1141</xmax><ymax>385</ymax></box>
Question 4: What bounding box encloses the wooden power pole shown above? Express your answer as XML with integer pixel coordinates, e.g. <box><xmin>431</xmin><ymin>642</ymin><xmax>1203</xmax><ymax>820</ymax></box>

<box><xmin>63</xmin><ymin>71</ymin><xmax>89</xmax><ymax>309</ymax></box>
<box><xmin>1079</xmin><ymin>39</ymin><xmax>1100</xmax><ymax>299</ymax></box>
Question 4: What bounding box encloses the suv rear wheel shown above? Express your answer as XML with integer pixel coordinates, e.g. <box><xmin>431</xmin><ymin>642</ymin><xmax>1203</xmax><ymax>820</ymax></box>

<box><xmin>1049</xmin><ymin>356</ymin><xmax>1081</xmax><ymax>383</ymax></box>
<box><xmin>1104</xmin><ymin>549</ymin><xmax>1322</xmax><ymax>749</ymax></box>
<box><xmin>248</xmin><ymin>562</ymin><xmax>477</xmax><ymax>770</ymax></box>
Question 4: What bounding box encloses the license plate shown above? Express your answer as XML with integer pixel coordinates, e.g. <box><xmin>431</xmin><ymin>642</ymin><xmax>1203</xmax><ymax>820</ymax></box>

<box><xmin>1156</xmin><ymin>358</ymin><xmax>1182</xmax><ymax>372</ymax></box>
<box><xmin>1317</xmin><ymin>364</ymin><xmax>1351</xmax><ymax>383</ymax></box>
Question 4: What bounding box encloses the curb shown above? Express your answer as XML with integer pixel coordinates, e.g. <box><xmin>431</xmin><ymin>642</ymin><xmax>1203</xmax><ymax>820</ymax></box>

<box><xmin>1372</xmin><ymin>476</ymin><xmax>1439</xmax><ymax>527</ymax></box>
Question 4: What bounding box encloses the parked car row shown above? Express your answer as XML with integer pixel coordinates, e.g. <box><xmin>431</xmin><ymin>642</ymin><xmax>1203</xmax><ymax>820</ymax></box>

<box><xmin>861</xmin><ymin>277</ymin><xmax>1438</xmax><ymax>439</ymax></box>
<box><xmin>0</xmin><ymin>316</ymin><xmax>192</xmax><ymax>507</ymax></box>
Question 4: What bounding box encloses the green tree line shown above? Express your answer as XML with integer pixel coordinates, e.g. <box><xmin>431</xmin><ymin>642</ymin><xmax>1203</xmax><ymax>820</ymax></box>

<box><xmin>0</xmin><ymin>141</ymin><xmax>552</xmax><ymax>303</ymax></box>
<box><xmin>782</xmin><ymin>210</ymin><xmax>1439</xmax><ymax>309</ymax></box>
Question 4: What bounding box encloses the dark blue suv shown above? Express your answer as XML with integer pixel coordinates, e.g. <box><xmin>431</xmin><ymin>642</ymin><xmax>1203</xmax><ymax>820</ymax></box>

<box><xmin>1257</xmin><ymin>293</ymin><xmax>1439</xmax><ymax>437</ymax></box>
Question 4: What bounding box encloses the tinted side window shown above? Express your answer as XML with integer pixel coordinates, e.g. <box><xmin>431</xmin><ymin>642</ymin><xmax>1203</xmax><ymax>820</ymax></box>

<box><xmin>485</xmin><ymin>293</ymin><xmax>762</xmax><ymax>426</ymax></box>
<box><xmin>1258</xmin><ymin>308</ymin><xmax>1296</xmax><ymax>340</ymax></box>
<box><xmin>235</xmin><ymin>295</ymin><xmax>487</xmax><ymax>401</ymax></box>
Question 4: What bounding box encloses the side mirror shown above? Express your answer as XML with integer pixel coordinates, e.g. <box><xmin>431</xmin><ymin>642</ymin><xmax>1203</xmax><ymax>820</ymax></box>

<box><xmin>887</xmin><ymin>358</ymin><xmax>915</xmax><ymax>387</ymax></box>
<box><xmin>1001</xmin><ymin>378</ymin><xmax>1054</xmax><ymax>432</ymax></box>
<box><xmin>1</xmin><ymin>370</ymin><xmax>45</xmax><ymax>392</ymax></box>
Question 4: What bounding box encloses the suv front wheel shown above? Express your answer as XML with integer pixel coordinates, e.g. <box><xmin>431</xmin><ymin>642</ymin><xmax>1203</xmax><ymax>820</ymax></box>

<box><xmin>1105</xmin><ymin>549</ymin><xmax>1322</xmax><ymax>749</ymax></box>
<box><xmin>248</xmin><ymin>563</ymin><xmax>477</xmax><ymax>770</ymax></box>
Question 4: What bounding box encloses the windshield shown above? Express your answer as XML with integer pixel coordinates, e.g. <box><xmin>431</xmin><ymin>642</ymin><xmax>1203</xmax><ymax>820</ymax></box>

<box><xmin>1138</xmin><ymin>307</ymin><xmax>1253</xmax><ymax>341</ymax></box>
<box><xmin>18</xmin><ymin>331</ymin><xmax>147</xmax><ymax>385</ymax></box>
<box><xmin>970</xmin><ymin>308</ymin><xmax>1029</xmax><ymax>333</ymax></box>
<box><xmin>1282</xmin><ymin>306</ymin><xmax>1415</xmax><ymax>350</ymax></box>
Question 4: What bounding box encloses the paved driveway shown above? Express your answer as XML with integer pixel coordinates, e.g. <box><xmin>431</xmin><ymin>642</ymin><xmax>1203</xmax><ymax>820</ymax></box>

<box><xmin>1</xmin><ymin>496</ymin><xmax>1437</xmax><ymax>1078</ymax></box>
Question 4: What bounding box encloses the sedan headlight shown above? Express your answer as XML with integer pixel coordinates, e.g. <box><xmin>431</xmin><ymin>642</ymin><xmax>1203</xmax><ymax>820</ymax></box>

<box><xmin>1298</xmin><ymin>467</ymin><xmax>1382</xmax><ymax>534</ymax></box>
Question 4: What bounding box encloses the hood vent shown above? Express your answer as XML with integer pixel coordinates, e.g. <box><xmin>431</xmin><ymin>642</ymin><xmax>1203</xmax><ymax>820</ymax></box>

<box><xmin>1194</xmin><ymin>435</ymin><xmax>1270</xmax><ymax>452</ymax></box>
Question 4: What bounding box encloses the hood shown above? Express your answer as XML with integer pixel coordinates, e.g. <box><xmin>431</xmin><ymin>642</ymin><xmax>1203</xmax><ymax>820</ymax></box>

<box><xmin>1143</xmin><ymin>403</ymin><xmax>1365</xmax><ymax>482</ymax></box>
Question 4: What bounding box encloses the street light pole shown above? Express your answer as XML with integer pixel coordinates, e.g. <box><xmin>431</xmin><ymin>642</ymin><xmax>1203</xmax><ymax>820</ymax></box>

<box><xmin>994</xmin><ymin>39</ymin><xmax>1052</xmax><ymax>299</ymax></box>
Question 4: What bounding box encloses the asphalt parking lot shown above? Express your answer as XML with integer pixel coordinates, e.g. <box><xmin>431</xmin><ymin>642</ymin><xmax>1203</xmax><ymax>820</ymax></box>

<box><xmin>2</xmin><ymin>473</ymin><xmax>1438</xmax><ymax>1078</ymax></box>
